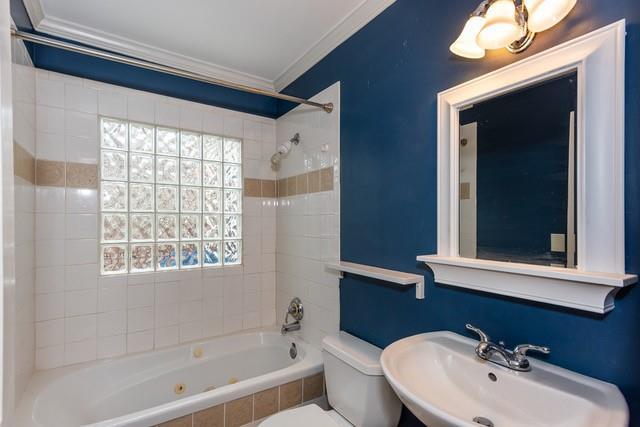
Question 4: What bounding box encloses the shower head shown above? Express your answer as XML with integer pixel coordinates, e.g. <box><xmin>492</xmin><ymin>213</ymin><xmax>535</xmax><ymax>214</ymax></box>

<box><xmin>271</xmin><ymin>152</ymin><xmax>283</xmax><ymax>167</ymax></box>
<box><xmin>271</xmin><ymin>133</ymin><xmax>300</xmax><ymax>169</ymax></box>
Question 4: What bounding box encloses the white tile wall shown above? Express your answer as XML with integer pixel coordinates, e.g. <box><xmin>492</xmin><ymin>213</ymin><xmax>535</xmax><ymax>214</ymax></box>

<box><xmin>13</xmin><ymin>62</ymin><xmax>36</xmax><ymax>403</ymax></box>
<box><xmin>12</xmin><ymin>35</ymin><xmax>33</xmax><ymax>68</ymax></box>
<box><xmin>33</xmin><ymin>70</ymin><xmax>278</xmax><ymax>369</ymax></box>
<box><xmin>275</xmin><ymin>83</ymin><xmax>341</xmax><ymax>348</ymax></box>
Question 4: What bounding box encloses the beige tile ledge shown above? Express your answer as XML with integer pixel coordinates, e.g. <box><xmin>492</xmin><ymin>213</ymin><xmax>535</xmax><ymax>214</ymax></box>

<box><xmin>156</xmin><ymin>372</ymin><xmax>325</xmax><ymax>427</ymax></box>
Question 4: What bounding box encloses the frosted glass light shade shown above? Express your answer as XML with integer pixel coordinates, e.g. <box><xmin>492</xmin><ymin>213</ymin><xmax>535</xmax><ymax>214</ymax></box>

<box><xmin>450</xmin><ymin>16</ymin><xmax>486</xmax><ymax>59</ymax></box>
<box><xmin>476</xmin><ymin>0</ymin><xmax>522</xmax><ymax>50</ymax></box>
<box><xmin>525</xmin><ymin>0</ymin><xmax>577</xmax><ymax>32</ymax></box>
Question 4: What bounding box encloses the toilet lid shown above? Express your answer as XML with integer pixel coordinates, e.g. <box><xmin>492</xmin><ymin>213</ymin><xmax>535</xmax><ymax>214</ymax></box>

<box><xmin>258</xmin><ymin>404</ymin><xmax>341</xmax><ymax>427</ymax></box>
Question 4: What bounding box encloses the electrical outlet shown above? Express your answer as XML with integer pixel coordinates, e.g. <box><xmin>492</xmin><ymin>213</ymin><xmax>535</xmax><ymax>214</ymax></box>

<box><xmin>550</xmin><ymin>233</ymin><xmax>566</xmax><ymax>252</ymax></box>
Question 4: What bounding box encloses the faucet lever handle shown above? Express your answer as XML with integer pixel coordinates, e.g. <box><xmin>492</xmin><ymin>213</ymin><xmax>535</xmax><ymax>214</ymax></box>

<box><xmin>286</xmin><ymin>297</ymin><xmax>304</xmax><ymax>321</ymax></box>
<box><xmin>513</xmin><ymin>344</ymin><xmax>551</xmax><ymax>357</ymax></box>
<box><xmin>465</xmin><ymin>324</ymin><xmax>490</xmax><ymax>342</ymax></box>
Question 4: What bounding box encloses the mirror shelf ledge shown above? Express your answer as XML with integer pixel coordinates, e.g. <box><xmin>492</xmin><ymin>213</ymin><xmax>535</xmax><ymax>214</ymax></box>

<box><xmin>433</xmin><ymin>20</ymin><xmax>630</xmax><ymax>314</ymax></box>
<box><xmin>418</xmin><ymin>255</ymin><xmax>637</xmax><ymax>314</ymax></box>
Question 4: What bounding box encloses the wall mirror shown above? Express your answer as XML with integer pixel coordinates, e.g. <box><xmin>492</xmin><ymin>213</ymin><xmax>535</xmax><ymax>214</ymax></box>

<box><xmin>458</xmin><ymin>71</ymin><xmax>577</xmax><ymax>268</ymax></box>
<box><xmin>418</xmin><ymin>20</ymin><xmax>637</xmax><ymax>314</ymax></box>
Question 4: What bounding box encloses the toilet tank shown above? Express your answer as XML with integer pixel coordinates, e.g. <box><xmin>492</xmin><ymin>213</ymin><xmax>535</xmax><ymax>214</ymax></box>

<box><xmin>322</xmin><ymin>332</ymin><xmax>402</xmax><ymax>427</ymax></box>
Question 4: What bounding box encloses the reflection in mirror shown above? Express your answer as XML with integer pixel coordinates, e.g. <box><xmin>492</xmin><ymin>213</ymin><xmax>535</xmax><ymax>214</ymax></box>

<box><xmin>458</xmin><ymin>71</ymin><xmax>577</xmax><ymax>268</ymax></box>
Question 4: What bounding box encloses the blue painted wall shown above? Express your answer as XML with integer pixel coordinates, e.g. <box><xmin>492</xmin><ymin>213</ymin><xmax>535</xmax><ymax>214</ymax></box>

<box><xmin>279</xmin><ymin>0</ymin><xmax>640</xmax><ymax>425</ymax></box>
<box><xmin>10</xmin><ymin>0</ymin><xmax>35</xmax><ymax>58</ymax></box>
<box><xmin>10</xmin><ymin>0</ymin><xmax>32</xmax><ymax>30</ymax></box>
<box><xmin>31</xmin><ymin>45</ymin><xmax>279</xmax><ymax>118</ymax></box>
<box><xmin>9</xmin><ymin>1</ymin><xmax>279</xmax><ymax>118</ymax></box>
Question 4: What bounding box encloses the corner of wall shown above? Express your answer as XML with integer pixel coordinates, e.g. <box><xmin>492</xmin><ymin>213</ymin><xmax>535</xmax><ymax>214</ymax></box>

<box><xmin>11</xmin><ymin>54</ymin><xmax>36</xmax><ymax>406</ymax></box>
<box><xmin>275</xmin><ymin>82</ymin><xmax>341</xmax><ymax>348</ymax></box>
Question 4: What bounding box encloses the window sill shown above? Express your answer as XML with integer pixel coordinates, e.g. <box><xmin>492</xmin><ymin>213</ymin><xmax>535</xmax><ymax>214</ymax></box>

<box><xmin>100</xmin><ymin>264</ymin><xmax>244</xmax><ymax>279</ymax></box>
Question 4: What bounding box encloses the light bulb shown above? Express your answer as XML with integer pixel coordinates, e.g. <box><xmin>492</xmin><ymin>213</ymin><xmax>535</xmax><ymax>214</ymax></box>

<box><xmin>450</xmin><ymin>16</ymin><xmax>486</xmax><ymax>59</ymax></box>
<box><xmin>524</xmin><ymin>0</ymin><xmax>577</xmax><ymax>32</ymax></box>
<box><xmin>476</xmin><ymin>0</ymin><xmax>522</xmax><ymax>50</ymax></box>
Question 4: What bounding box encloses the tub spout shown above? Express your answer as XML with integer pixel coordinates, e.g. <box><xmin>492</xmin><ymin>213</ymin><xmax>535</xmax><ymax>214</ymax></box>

<box><xmin>281</xmin><ymin>321</ymin><xmax>301</xmax><ymax>335</ymax></box>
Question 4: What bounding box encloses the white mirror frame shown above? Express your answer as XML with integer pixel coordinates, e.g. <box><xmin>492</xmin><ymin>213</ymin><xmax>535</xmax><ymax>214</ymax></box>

<box><xmin>418</xmin><ymin>20</ymin><xmax>637</xmax><ymax>314</ymax></box>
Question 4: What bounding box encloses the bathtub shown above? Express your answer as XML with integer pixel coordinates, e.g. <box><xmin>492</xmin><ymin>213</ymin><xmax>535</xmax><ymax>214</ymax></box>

<box><xmin>17</xmin><ymin>329</ymin><xmax>324</xmax><ymax>427</ymax></box>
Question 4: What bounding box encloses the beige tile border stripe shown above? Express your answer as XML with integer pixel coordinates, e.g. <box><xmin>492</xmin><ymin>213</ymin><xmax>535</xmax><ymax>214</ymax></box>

<box><xmin>67</xmin><ymin>162</ymin><xmax>98</xmax><ymax>188</ymax></box>
<box><xmin>280</xmin><ymin>166</ymin><xmax>334</xmax><ymax>197</ymax></box>
<box><xmin>36</xmin><ymin>159</ymin><xmax>65</xmax><ymax>187</ymax></box>
<box><xmin>244</xmin><ymin>166</ymin><xmax>335</xmax><ymax>199</ymax></box>
<box><xmin>35</xmin><ymin>159</ymin><xmax>98</xmax><ymax>189</ymax></box>
<box><xmin>157</xmin><ymin>372</ymin><xmax>325</xmax><ymax>427</ymax></box>
<box><xmin>28</xmin><ymin>160</ymin><xmax>333</xmax><ymax>195</ymax></box>
<box><xmin>244</xmin><ymin>177</ymin><xmax>280</xmax><ymax>198</ymax></box>
<box><xmin>13</xmin><ymin>142</ymin><xmax>36</xmax><ymax>184</ymax></box>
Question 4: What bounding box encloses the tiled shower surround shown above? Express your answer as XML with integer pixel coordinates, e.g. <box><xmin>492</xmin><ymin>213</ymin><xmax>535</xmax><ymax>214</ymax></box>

<box><xmin>275</xmin><ymin>83</ymin><xmax>341</xmax><ymax>348</ymax></box>
<box><xmin>12</xmin><ymin>65</ymin><xmax>341</xmax><ymax>399</ymax></box>
<box><xmin>33</xmin><ymin>70</ymin><xmax>279</xmax><ymax>369</ymax></box>
<box><xmin>12</xmin><ymin>59</ymin><xmax>36</xmax><ymax>404</ymax></box>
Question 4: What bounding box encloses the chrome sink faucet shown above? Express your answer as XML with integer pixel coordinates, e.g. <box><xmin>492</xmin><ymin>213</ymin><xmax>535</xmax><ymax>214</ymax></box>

<box><xmin>465</xmin><ymin>324</ymin><xmax>550</xmax><ymax>372</ymax></box>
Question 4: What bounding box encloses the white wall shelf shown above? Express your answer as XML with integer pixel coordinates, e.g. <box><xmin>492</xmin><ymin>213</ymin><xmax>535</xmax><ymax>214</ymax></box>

<box><xmin>327</xmin><ymin>261</ymin><xmax>425</xmax><ymax>299</ymax></box>
<box><xmin>418</xmin><ymin>255</ymin><xmax>637</xmax><ymax>314</ymax></box>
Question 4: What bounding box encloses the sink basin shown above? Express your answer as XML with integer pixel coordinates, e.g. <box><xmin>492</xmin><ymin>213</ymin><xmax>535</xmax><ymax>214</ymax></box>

<box><xmin>380</xmin><ymin>332</ymin><xmax>628</xmax><ymax>427</ymax></box>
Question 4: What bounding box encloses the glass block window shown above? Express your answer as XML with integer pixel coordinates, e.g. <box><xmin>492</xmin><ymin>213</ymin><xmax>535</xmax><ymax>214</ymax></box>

<box><xmin>100</xmin><ymin>118</ymin><xmax>242</xmax><ymax>275</ymax></box>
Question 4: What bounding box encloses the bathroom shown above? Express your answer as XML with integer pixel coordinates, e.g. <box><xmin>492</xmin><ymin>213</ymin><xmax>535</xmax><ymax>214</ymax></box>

<box><xmin>0</xmin><ymin>0</ymin><xmax>638</xmax><ymax>426</ymax></box>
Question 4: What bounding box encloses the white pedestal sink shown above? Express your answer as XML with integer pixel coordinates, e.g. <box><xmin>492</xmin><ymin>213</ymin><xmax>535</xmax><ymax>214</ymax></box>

<box><xmin>380</xmin><ymin>332</ymin><xmax>628</xmax><ymax>427</ymax></box>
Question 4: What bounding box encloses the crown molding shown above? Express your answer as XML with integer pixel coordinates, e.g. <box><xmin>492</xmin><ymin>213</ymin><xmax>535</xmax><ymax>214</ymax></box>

<box><xmin>21</xmin><ymin>0</ymin><xmax>396</xmax><ymax>94</ymax></box>
<box><xmin>21</xmin><ymin>0</ymin><xmax>275</xmax><ymax>91</ymax></box>
<box><xmin>274</xmin><ymin>0</ymin><xmax>396</xmax><ymax>91</ymax></box>
<box><xmin>35</xmin><ymin>15</ymin><xmax>276</xmax><ymax>90</ymax></box>
<box><xmin>21</xmin><ymin>0</ymin><xmax>44</xmax><ymax>27</ymax></box>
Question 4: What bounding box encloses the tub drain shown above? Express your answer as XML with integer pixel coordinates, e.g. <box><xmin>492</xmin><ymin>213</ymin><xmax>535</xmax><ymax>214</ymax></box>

<box><xmin>289</xmin><ymin>342</ymin><xmax>297</xmax><ymax>359</ymax></box>
<box><xmin>473</xmin><ymin>416</ymin><xmax>494</xmax><ymax>427</ymax></box>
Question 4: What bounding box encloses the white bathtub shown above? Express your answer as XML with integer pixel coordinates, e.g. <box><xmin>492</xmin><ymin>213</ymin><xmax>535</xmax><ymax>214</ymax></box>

<box><xmin>17</xmin><ymin>329</ymin><xmax>323</xmax><ymax>427</ymax></box>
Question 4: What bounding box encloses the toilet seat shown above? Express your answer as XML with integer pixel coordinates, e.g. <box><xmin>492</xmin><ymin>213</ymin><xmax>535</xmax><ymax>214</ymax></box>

<box><xmin>258</xmin><ymin>404</ymin><xmax>349</xmax><ymax>427</ymax></box>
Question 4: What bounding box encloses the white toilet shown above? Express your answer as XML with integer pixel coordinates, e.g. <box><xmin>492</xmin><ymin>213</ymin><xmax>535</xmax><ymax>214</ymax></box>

<box><xmin>259</xmin><ymin>331</ymin><xmax>402</xmax><ymax>427</ymax></box>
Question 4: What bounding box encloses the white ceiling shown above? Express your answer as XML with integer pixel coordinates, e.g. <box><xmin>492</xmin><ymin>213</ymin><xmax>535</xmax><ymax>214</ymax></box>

<box><xmin>23</xmin><ymin>0</ymin><xmax>395</xmax><ymax>91</ymax></box>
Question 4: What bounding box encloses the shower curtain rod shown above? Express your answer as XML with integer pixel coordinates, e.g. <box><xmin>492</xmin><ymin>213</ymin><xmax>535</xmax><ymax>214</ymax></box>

<box><xmin>11</xmin><ymin>29</ymin><xmax>334</xmax><ymax>113</ymax></box>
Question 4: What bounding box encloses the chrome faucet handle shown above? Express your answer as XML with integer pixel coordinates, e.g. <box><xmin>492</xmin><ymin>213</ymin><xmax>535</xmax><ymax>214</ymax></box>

<box><xmin>286</xmin><ymin>297</ymin><xmax>304</xmax><ymax>321</ymax></box>
<box><xmin>513</xmin><ymin>344</ymin><xmax>551</xmax><ymax>358</ymax></box>
<box><xmin>465</xmin><ymin>324</ymin><xmax>490</xmax><ymax>342</ymax></box>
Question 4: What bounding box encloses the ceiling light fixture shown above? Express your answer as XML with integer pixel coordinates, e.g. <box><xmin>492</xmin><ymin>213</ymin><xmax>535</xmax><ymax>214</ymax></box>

<box><xmin>524</xmin><ymin>0</ymin><xmax>577</xmax><ymax>32</ymax></box>
<box><xmin>450</xmin><ymin>0</ymin><xmax>577</xmax><ymax>59</ymax></box>
<box><xmin>450</xmin><ymin>15</ymin><xmax>487</xmax><ymax>58</ymax></box>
